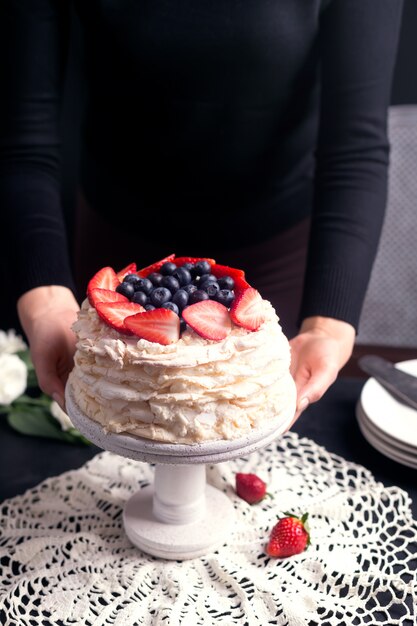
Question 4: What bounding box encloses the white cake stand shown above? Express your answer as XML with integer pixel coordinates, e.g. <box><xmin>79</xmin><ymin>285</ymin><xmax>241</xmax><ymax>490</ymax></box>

<box><xmin>65</xmin><ymin>384</ymin><xmax>295</xmax><ymax>560</ymax></box>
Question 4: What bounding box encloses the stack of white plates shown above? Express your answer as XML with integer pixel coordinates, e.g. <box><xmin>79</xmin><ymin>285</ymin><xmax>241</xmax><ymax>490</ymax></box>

<box><xmin>356</xmin><ymin>359</ymin><xmax>417</xmax><ymax>469</ymax></box>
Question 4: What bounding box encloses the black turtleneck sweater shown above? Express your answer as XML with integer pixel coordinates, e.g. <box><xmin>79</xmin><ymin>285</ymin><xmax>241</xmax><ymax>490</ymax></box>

<box><xmin>0</xmin><ymin>0</ymin><xmax>403</xmax><ymax>330</ymax></box>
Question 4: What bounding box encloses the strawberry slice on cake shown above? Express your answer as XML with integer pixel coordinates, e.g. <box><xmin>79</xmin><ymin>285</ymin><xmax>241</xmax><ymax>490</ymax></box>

<box><xmin>87</xmin><ymin>266</ymin><xmax>120</xmax><ymax>304</ymax></box>
<box><xmin>88</xmin><ymin>288</ymin><xmax>129</xmax><ymax>308</ymax></box>
<box><xmin>230</xmin><ymin>287</ymin><xmax>266</xmax><ymax>331</ymax></box>
<box><xmin>137</xmin><ymin>254</ymin><xmax>176</xmax><ymax>277</ymax></box>
<box><xmin>125</xmin><ymin>308</ymin><xmax>180</xmax><ymax>345</ymax></box>
<box><xmin>173</xmin><ymin>256</ymin><xmax>216</xmax><ymax>267</ymax></box>
<box><xmin>95</xmin><ymin>301</ymin><xmax>145</xmax><ymax>334</ymax></box>
<box><xmin>182</xmin><ymin>300</ymin><xmax>232</xmax><ymax>340</ymax></box>
<box><xmin>116</xmin><ymin>262</ymin><xmax>137</xmax><ymax>280</ymax></box>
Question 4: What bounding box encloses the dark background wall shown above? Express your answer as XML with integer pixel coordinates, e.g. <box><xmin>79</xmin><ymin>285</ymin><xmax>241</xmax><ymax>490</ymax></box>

<box><xmin>3</xmin><ymin>0</ymin><xmax>417</xmax><ymax>333</ymax></box>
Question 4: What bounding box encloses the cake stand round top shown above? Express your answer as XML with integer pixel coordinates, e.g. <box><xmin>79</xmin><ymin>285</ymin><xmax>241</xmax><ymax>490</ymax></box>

<box><xmin>65</xmin><ymin>383</ymin><xmax>295</xmax><ymax>465</ymax></box>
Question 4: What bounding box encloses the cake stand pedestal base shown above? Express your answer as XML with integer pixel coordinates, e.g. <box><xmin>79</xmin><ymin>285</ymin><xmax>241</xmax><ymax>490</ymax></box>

<box><xmin>124</xmin><ymin>462</ymin><xmax>235</xmax><ymax>559</ymax></box>
<box><xmin>124</xmin><ymin>485</ymin><xmax>234</xmax><ymax>560</ymax></box>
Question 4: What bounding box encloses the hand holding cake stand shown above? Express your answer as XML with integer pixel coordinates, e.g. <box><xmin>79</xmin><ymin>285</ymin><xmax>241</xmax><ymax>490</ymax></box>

<box><xmin>65</xmin><ymin>383</ymin><xmax>295</xmax><ymax>560</ymax></box>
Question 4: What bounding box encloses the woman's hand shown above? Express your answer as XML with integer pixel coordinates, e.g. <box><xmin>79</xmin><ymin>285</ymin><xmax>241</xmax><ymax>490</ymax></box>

<box><xmin>17</xmin><ymin>286</ymin><xmax>80</xmax><ymax>409</ymax></box>
<box><xmin>289</xmin><ymin>316</ymin><xmax>355</xmax><ymax>425</ymax></box>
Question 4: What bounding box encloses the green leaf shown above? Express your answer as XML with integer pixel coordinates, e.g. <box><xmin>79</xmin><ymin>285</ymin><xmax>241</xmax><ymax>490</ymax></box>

<box><xmin>66</xmin><ymin>427</ymin><xmax>92</xmax><ymax>446</ymax></box>
<box><xmin>13</xmin><ymin>394</ymin><xmax>51</xmax><ymax>408</ymax></box>
<box><xmin>26</xmin><ymin>369</ymin><xmax>39</xmax><ymax>388</ymax></box>
<box><xmin>8</xmin><ymin>406</ymin><xmax>64</xmax><ymax>439</ymax></box>
<box><xmin>16</xmin><ymin>349</ymin><xmax>34</xmax><ymax>370</ymax></box>
<box><xmin>7</xmin><ymin>406</ymin><xmax>90</xmax><ymax>445</ymax></box>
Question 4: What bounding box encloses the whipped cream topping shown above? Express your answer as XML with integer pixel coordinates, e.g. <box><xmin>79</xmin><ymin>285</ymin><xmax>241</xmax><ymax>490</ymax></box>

<box><xmin>67</xmin><ymin>298</ymin><xmax>296</xmax><ymax>443</ymax></box>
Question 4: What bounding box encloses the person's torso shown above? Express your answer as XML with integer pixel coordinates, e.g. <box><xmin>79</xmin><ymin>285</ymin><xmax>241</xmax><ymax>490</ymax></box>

<box><xmin>74</xmin><ymin>0</ymin><xmax>324</xmax><ymax>233</ymax></box>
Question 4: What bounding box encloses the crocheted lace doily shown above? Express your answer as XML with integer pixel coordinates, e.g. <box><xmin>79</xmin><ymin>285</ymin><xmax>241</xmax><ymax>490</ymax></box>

<box><xmin>0</xmin><ymin>431</ymin><xmax>416</xmax><ymax>626</ymax></box>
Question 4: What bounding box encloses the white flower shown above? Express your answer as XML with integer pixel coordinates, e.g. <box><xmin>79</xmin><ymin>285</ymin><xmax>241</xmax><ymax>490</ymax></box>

<box><xmin>0</xmin><ymin>353</ymin><xmax>27</xmax><ymax>405</ymax></box>
<box><xmin>50</xmin><ymin>400</ymin><xmax>74</xmax><ymax>431</ymax></box>
<box><xmin>0</xmin><ymin>329</ymin><xmax>27</xmax><ymax>355</ymax></box>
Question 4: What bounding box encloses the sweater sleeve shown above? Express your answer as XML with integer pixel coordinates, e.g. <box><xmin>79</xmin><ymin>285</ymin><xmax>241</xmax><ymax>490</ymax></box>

<box><xmin>299</xmin><ymin>0</ymin><xmax>404</xmax><ymax>331</ymax></box>
<box><xmin>0</xmin><ymin>0</ymin><xmax>75</xmax><ymax>302</ymax></box>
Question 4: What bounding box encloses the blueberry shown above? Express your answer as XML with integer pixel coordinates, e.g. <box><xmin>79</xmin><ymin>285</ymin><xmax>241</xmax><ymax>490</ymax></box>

<box><xmin>145</xmin><ymin>304</ymin><xmax>156</xmax><ymax>311</ymax></box>
<box><xmin>218</xmin><ymin>276</ymin><xmax>235</xmax><ymax>290</ymax></box>
<box><xmin>134</xmin><ymin>277</ymin><xmax>153</xmax><ymax>295</ymax></box>
<box><xmin>173</xmin><ymin>267</ymin><xmax>192</xmax><ymax>286</ymax></box>
<box><xmin>183</xmin><ymin>283</ymin><xmax>198</xmax><ymax>295</ymax></box>
<box><xmin>188</xmin><ymin>264</ymin><xmax>200</xmax><ymax>279</ymax></box>
<box><xmin>180</xmin><ymin>319</ymin><xmax>187</xmax><ymax>334</ymax></box>
<box><xmin>214</xmin><ymin>289</ymin><xmax>235</xmax><ymax>308</ymax></box>
<box><xmin>188</xmin><ymin>289</ymin><xmax>209</xmax><ymax>305</ymax></box>
<box><xmin>160</xmin><ymin>262</ymin><xmax>178</xmax><ymax>276</ymax></box>
<box><xmin>182</xmin><ymin>262</ymin><xmax>194</xmax><ymax>271</ymax></box>
<box><xmin>150</xmin><ymin>287</ymin><xmax>172</xmax><ymax>306</ymax></box>
<box><xmin>206</xmin><ymin>283</ymin><xmax>220</xmax><ymax>298</ymax></box>
<box><xmin>172</xmin><ymin>289</ymin><xmax>189</xmax><ymax>311</ymax></box>
<box><xmin>198</xmin><ymin>274</ymin><xmax>218</xmax><ymax>287</ymax></box>
<box><xmin>161</xmin><ymin>275</ymin><xmax>180</xmax><ymax>293</ymax></box>
<box><xmin>123</xmin><ymin>274</ymin><xmax>141</xmax><ymax>286</ymax></box>
<box><xmin>194</xmin><ymin>260</ymin><xmax>211</xmax><ymax>276</ymax></box>
<box><xmin>148</xmin><ymin>272</ymin><xmax>164</xmax><ymax>287</ymax></box>
<box><xmin>162</xmin><ymin>301</ymin><xmax>180</xmax><ymax>315</ymax></box>
<box><xmin>116</xmin><ymin>282</ymin><xmax>135</xmax><ymax>299</ymax></box>
<box><xmin>132</xmin><ymin>291</ymin><xmax>148</xmax><ymax>306</ymax></box>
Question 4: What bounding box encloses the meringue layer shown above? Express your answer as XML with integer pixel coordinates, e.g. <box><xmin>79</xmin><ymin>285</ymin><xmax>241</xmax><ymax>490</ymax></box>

<box><xmin>67</xmin><ymin>298</ymin><xmax>296</xmax><ymax>443</ymax></box>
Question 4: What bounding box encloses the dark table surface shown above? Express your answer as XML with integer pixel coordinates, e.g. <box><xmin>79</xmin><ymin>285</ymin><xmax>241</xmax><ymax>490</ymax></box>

<box><xmin>1</xmin><ymin>376</ymin><xmax>416</xmax><ymax>519</ymax></box>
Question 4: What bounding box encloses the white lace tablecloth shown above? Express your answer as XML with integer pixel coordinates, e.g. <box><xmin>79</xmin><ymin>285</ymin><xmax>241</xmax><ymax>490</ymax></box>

<box><xmin>0</xmin><ymin>431</ymin><xmax>416</xmax><ymax>626</ymax></box>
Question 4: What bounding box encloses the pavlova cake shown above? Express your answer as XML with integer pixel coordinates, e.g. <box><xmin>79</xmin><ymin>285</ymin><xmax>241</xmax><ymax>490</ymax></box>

<box><xmin>66</xmin><ymin>254</ymin><xmax>296</xmax><ymax>443</ymax></box>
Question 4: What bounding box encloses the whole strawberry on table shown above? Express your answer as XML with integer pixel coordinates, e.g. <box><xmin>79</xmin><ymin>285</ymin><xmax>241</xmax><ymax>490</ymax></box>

<box><xmin>235</xmin><ymin>472</ymin><xmax>269</xmax><ymax>504</ymax></box>
<box><xmin>266</xmin><ymin>512</ymin><xmax>310</xmax><ymax>558</ymax></box>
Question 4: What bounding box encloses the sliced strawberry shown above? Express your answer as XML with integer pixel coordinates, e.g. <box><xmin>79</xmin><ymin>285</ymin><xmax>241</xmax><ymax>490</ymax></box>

<box><xmin>87</xmin><ymin>266</ymin><xmax>119</xmax><ymax>301</ymax></box>
<box><xmin>116</xmin><ymin>262</ymin><xmax>137</xmax><ymax>280</ymax></box>
<box><xmin>89</xmin><ymin>288</ymin><xmax>129</xmax><ymax>308</ymax></box>
<box><xmin>95</xmin><ymin>301</ymin><xmax>145</xmax><ymax>334</ymax></box>
<box><xmin>174</xmin><ymin>256</ymin><xmax>216</xmax><ymax>267</ymax></box>
<box><xmin>211</xmin><ymin>263</ymin><xmax>246</xmax><ymax>281</ymax></box>
<box><xmin>182</xmin><ymin>300</ymin><xmax>231</xmax><ymax>341</ymax></box>
<box><xmin>234</xmin><ymin>275</ymin><xmax>251</xmax><ymax>294</ymax></box>
<box><xmin>137</xmin><ymin>254</ymin><xmax>176</xmax><ymax>277</ymax></box>
<box><xmin>124</xmin><ymin>308</ymin><xmax>180</xmax><ymax>345</ymax></box>
<box><xmin>230</xmin><ymin>287</ymin><xmax>266</xmax><ymax>331</ymax></box>
<box><xmin>211</xmin><ymin>263</ymin><xmax>251</xmax><ymax>293</ymax></box>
